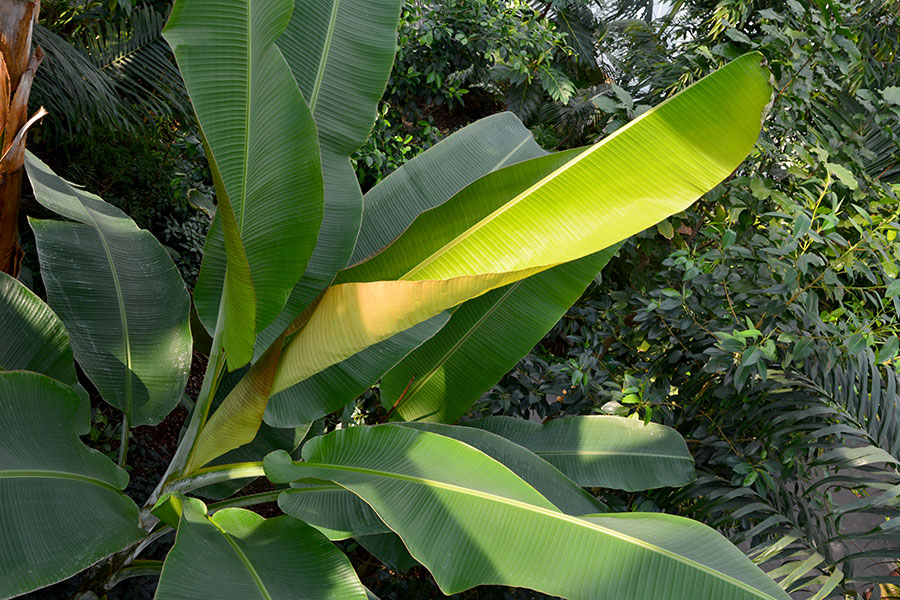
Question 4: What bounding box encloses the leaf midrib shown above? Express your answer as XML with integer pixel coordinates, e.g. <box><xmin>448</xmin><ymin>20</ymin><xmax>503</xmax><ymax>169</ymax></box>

<box><xmin>0</xmin><ymin>469</ymin><xmax>122</xmax><ymax>494</ymax></box>
<box><xmin>80</xmin><ymin>194</ymin><xmax>133</xmax><ymax>420</ymax></box>
<box><xmin>535</xmin><ymin>450</ymin><xmax>694</xmax><ymax>461</ymax></box>
<box><xmin>295</xmin><ymin>461</ymin><xmax>778</xmax><ymax>599</ymax></box>
<box><xmin>210</xmin><ymin>519</ymin><xmax>274</xmax><ymax>600</ymax></box>
<box><xmin>491</xmin><ymin>136</ymin><xmax>534</xmax><ymax>172</ymax></box>
<box><xmin>399</xmin><ymin>137</ymin><xmax>598</xmax><ymax>280</ymax></box>
<box><xmin>308</xmin><ymin>0</ymin><xmax>341</xmax><ymax>113</ymax></box>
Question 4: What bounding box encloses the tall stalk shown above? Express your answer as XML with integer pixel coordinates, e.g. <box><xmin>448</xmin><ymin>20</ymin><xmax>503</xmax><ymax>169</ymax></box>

<box><xmin>143</xmin><ymin>298</ymin><xmax>227</xmax><ymax>519</ymax></box>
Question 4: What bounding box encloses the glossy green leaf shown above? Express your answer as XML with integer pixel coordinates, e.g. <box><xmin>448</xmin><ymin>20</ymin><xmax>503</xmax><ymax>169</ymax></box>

<box><xmin>165</xmin><ymin>0</ymin><xmax>324</xmax><ymax>368</ymax></box>
<box><xmin>0</xmin><ymin>272</ymin><xmax>75</xmax><ymax>385</ymax></box>
<box><xmin>271</xmin><ymin>53</ymin><xmax>772</xmax><ymax>395</ymax></box>
<box><xmin>278</xmin><ymin>0</ymin><xmax>401</xmax><ymax>158</ymax></box>
<box><xmin>278</xmin><ymin>419</ymin><xmax>605</xmax><ymax>540</ymax></box>
<box><xmin>262</xmin><ymin>112</ymin><xmax>552</xmax><ymax>428</ymax></box>
<box><xmin>466</xmin><ymin>415</ymin><xmax>695</xmax><ymax>491</ymax></box>
<box><xmin>195</xmin><ymin>0</ymin><xmax>403</xmax><ymax>361</ymax></box>
<box><xmin>0</xmin><ymin>372</ymin><xmax>144</xmax><ymax>600</ymax></box>
<box><xmin>358</xmin><ymin>112</ymin><xmax>619</xmax><ymax>424</ymax></box>
<box><xmin>26</xmin><ymin>153</ymin><xmax>191</xmax><ymax>426</ymax></box>
<box><xmin>0</xmin><ymin>272</ymin><xmax>89</xmax><ymax>432</ymax></box>
<box><xmin>265</xmin><ymin>425</ymin><xmax>789</xmax><ymax>599</ymax></box>
<box><xmin>153</xmin><ymin>495</ymin><xmax>366</xmax><ymax>600</ymax></box>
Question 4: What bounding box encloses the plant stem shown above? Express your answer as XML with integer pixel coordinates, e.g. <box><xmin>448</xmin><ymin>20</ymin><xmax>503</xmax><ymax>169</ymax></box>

<box><xmin>178</xmin><ymin>342</ymin><xmax>226</xmax><ymax>471</ymax></box>
<box><xmin>125</xmin><ymin>491</ymin><xmax>283</xmax><ymax>565</ymax></box>
<box><xmin>142</xmin><ymin>295</ymin><xmax>227</xmax><ymax>521</ymax></box>
<box><xmin>165</xmin><ymin>461</ymin><xmax>266</xmax><ymax>494</ymax></box>
<box><xmin>207</xmin><ymin>491</ymin><xmax>283</xmax><ymax>514</ymax></box>
<box><xmin>124</xmin><ymin>524</ymin><xmax>173</xmax><ymax>564</ymax></box>
<box><xmin>118</xmin><ymin>414</ymin><xmax>129</xmax><ymax>468</ymax></box>
<box><xmin>102</xmin><ymin>560</ymin><xmax>164</xmax><ymax>593</ymax></box>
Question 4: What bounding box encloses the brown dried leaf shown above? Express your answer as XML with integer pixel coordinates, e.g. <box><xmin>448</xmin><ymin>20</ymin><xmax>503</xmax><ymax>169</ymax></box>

<box><xmin>0</xmin><ymin>0</ymin><xmax>36</xmax><ymax>88</ymax></box>
<box><xmin>0</xmin><ymin>105</ymin><xmax>46</xmax><ymax>172</ymax></box>
<box><xmin>4</xmin><ymin>45</ymin><xmax>41</xmax><ymax>156</ymax></box>
<box><xmin>0</xmin><ymin>51</ymin><xmax>9</xmax><ymax>139</ymax></box>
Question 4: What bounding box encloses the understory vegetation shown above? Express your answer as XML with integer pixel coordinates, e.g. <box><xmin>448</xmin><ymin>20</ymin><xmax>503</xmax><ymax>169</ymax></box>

<box><xmin>3</xmin><ymin>1</ymin><xmax>899</xmax><ymax>599</ymax></box>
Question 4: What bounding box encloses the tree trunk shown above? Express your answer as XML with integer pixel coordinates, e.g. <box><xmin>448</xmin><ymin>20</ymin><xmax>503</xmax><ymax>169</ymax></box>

<box><xmin>0</xmin><ymin>0</ymin><xmax>44</xmax><ymax>276</ymax></box>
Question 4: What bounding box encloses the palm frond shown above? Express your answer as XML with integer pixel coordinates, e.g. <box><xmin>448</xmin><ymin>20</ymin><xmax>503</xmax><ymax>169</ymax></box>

<box><xmin>554</xmin><ymin>3</ymin><xmax>602</xmax><ymax>67</ymax></box>
<box><xmin>31</xmin><ymin>22</ymin><xmax>127</xmax><ymax>133</ymax></box>
<box><xmin>83</xmin><ymin>5</ymin><xmax>190</xmax><ymax>120</ymax></box>
<box><xmin>656</xmin><ymin>355</ymin><xmax>900</xmax><ymax>598</ymax></box>
<box><xmin>31</xmin><ymin>6</ymin><xmax>188</xmax><ymax>134</ymax></box>
<box><xmin>809</xmin><ymin>91</ymin><xmax>900</xmax><ymax>185</ymax></box>
<box><xmin>802</xmin><ymin>352</ymin><xmax>900</xmax><ymax>465</ymax></box>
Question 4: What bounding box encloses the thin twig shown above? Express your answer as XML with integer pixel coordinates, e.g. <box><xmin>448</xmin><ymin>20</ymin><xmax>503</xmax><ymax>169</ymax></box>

<box><xmin>382</xmin><ymin>375</ymin><xmax>416</xmax><ymax>423</ymax></box>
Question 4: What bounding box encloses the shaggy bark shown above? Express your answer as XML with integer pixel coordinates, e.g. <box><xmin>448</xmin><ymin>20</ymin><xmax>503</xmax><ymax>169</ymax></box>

<box><xmin>0</xmin><ymin>0</ymin><xmax>44</xmax><ymax>275</ymax></box>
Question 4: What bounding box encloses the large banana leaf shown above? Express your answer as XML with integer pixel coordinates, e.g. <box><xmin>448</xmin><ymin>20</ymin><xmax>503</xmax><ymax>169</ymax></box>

<box><xmin>397</xmin><ymin>422</ymin><xmax>605</xmax><ymax>515</ymax></box>
<box><xmin>278</xmin><ymin>0</ymin><xmax>400</xmax><ymax>159</ymax></box>
<box><xmin>255</xmin><ymin>0</ymin><xmax>403</xmax><ymax>355</ymax></box>
<box><xmin>0</xmin><ymin>372</ymin><xmax>144</xmax><ymax>600</ymax></box>
<box><xmin>165</xmin><ymin>0</ymin><xmax>323</xmax><ymax>369</ymax></box>
<box><xmin>193</xmin><ymin>0</ymin><xmax>403</xmax><ymax>361</ymax></box>
<box><xmin>381</xmin><ymin>246</ymin><xmax>620</xmax><ymax>423</ymax></box>
<box><xmin>467</xmin><ymin>415</ymin><xmax>695</xmax><ymax>491</ymax></box>
<box><xmin>153</xmin><ymin>495</ymin><xmax>367</xmax><ymax>600</ymax></box>
<box><xmin>263</xmin><ymin>312</ymin><xmax>449</xmax><ymax>428</ymax></box>
<box><xmin>0</xmin><ymin>272</ymin><xmax>75</xmax><ymax>386</ymax></box>
<box><xmin>0</xmin><ymin>271</ymin><xmax>89</xmax><ymax>432</ymax></box>
<box><xmin>261</xmin><ymin>112</ymin><xmax>546</xmax><ymax>427</ymax></box>
<box><xmin>352</xmin><ymin>111</ymin><xmax>547</xmax><ymax>263</ymax></box>
<box><xmin>264</xmin><ymin>425</ymin><xmax>790</xmax><ymax>599</ymax></box>
<box><xmin>190</xmin><ymin>0</ymin><xmax>407</xmax><ymax>462</ymax></box>
<box><xmin>26</xmin><ymin>153</ymin><xmax>191</xmax><ymax>426</ymax></box>
<box><xmin>270</xmin><ymin>53</ymin><xmax>772</xmax><ymax>396</ymax></box>
<box><xmin>359</xmin><ymin>112</ymin><xmax>618</xmax><ymax>424</ymax></box>
<box><xmin>277</xmin><ymin>420</ymin><xmax>605</xmax><ymax>539</ymax></box>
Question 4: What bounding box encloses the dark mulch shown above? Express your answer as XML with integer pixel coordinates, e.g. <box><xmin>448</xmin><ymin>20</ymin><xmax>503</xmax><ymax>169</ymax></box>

<box><xmin>348</xmin><ymin>543</ymin><xmax>560</xmax><ymax>600</ymax></box>
<box><xmin>124</xmin><ymin>405</ymin><xmax>188</xmax><ymax>501</ymax></box>
<box><xmin>185</xmin><ymin>351</ymin><xmax>208</xmax><ymax>400</ymax></box>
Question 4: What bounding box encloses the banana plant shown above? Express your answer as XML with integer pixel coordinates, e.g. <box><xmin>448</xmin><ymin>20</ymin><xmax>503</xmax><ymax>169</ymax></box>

<box><xmin>0</xmin><ymin>0</ymin><xmax>784</xmax><ymax>598</ymax></box>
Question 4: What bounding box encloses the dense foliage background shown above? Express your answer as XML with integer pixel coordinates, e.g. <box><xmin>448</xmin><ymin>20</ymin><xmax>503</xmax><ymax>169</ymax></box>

<box><xmin>19</xmin><ymin>0</ymin><xmax>900</xmax><ymax>598</ymax></box>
